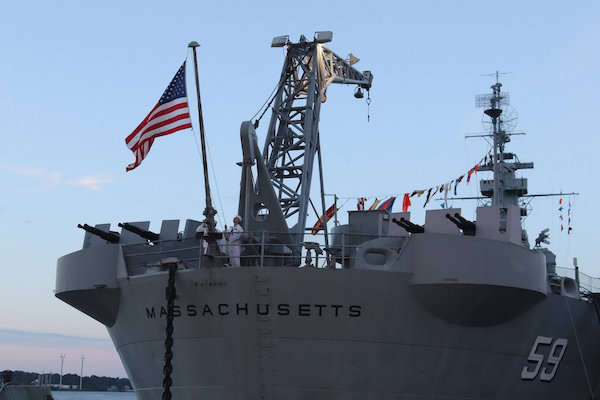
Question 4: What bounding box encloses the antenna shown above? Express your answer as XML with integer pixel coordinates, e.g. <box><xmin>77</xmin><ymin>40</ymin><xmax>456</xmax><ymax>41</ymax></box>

<box><xmin>471</xmin><ymin>72</ymin><xmax>526</xmax><ymax>207</ymax></box>
<box><xmin>79</xmin><ymin>355</ymin><xmax>85</xmax><ymax>390</ymax></box>
<box><xmin>59</xmin><ymin>354</ymin><xmax>66</xmax><ymax>387</ymax></box>
<box><xmin>475</xmin><ymin>92</ymin><xmax>510</xmax><ymax>108</ymax></box>
<box><xmin>476</xmin><ymin>70</ymin><xmax>513</xmax><ymax>115</ymax></box>
<box><xmin>475</xmin><ymin>71</ymin><xmax>519</xmax><ymax>135</ymax></box>
<box><xmin>481</xmin><ymin>70</ymin><xmax>514</xmax><ymax>83</ymax></box>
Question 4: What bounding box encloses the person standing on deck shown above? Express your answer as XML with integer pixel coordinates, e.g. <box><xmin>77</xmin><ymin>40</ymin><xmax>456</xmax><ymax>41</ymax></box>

<box><xmin>196</xmin><ymin>222</ymin><xmax>226</xmax><ymax>255</ymax></box>
<box><xmin>225</xmin><ymin>215</ymin><xmax>244</xmax><ymax>267</ymax></box>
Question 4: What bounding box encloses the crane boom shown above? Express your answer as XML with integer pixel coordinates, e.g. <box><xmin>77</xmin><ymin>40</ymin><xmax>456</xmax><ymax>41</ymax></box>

<box><xmin>263</xmin><ymin>34</ymin><xmax>372</xmax><ymax>237</ymax></box>
<box><xmin>238</xmin><ymin>32</ymin><xmax>373</xmax><ymax>259</ymax></box>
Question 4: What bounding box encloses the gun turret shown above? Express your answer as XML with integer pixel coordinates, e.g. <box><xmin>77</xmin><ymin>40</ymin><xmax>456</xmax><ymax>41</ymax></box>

<box><xmin>392</xmin><ymin>218</ymin><xmax>425</xmax><ymax>234</ymax></box>
<box><xmin>445</xmin><ymin>213</ymin><xmax>476</xmax><ymax>236</ymax></box>
<box><xmin>78</xmin><ymin>224</ymin><xmax>120</xmax><ymax>243</ymax></box>
<box><xmin>534</xmin><ymin>228</ymin><xmax>550</xmax><ymax>249</ymax></box>
<box><xmin>118</xmin><ymin>222</ymin><xmax>159</xmax><ymax>242</ymax></box>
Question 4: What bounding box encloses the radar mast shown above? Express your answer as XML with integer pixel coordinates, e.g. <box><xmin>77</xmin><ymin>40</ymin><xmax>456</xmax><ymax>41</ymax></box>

<box><xmin>475</xmin><ymin>72</ymin><xmax>533</xmax><ymax>209</ymax></box>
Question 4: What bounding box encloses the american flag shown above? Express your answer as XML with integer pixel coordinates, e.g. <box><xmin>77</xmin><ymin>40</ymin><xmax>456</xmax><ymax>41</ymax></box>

<box><xmin>125</xmin><ymin>61</ymin><xmax>192</xmax><ymax>171</ymax></box>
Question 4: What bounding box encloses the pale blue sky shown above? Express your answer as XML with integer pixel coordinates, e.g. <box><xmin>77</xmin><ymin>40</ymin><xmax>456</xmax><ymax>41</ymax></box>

<box><xmin>1</xmin><ymin>0</ymin><xmax>599</xmax><ymax>377</ymax></box>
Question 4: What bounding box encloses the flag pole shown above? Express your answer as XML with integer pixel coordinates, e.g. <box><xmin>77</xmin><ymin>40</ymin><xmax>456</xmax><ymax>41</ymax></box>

<box><xmin>334</xmin><ymin>194</ymin><xmax>339</xmax><ymax>226</ymax></box>
<box><xmin>188</xmin><ymin>41</ymin><xmax>217</xmax><ymax>233</ymax></box>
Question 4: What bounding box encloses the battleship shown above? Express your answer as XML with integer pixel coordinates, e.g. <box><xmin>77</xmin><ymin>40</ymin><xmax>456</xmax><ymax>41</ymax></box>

<box><xmin>56</xmin><ymin>33</ymin><xmax>600</xmax><ymax>399</ymax></box>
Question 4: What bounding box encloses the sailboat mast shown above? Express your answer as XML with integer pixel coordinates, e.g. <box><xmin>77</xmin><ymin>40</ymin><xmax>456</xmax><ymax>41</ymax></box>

<box><xmin>188</xmin><ymin>41</ymin><xmax>217</xmax><ymax>230</ymax></box>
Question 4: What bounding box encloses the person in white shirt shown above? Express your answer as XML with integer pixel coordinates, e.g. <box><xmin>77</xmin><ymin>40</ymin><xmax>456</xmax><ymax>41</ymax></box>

<box><xmin>224</xmin><ymin>215</ymin><xmax>244</xmax><ymax>267</ymax></box>
<box><xmin>195</xmin><ymin>222</ymin><xmax>210</xmax><ymax>254</ymax></box>
<box><xmin>195</xmin><ymin>222</ymin><xmax>226</xmax><ymax>255</ymax></box>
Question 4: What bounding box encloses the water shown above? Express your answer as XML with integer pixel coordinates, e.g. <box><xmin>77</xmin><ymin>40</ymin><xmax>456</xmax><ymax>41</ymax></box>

<box><xmin>52</xmin><ymin>391</ymin><xmax>136</xmax><ymax>400</ymax></box>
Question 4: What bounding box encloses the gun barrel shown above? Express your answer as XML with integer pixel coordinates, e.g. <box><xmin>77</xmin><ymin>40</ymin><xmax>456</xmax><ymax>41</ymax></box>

<box><xmin>398</xmin><ymin>218</ymin><xmax>425</xmax><ymax>234</ymax></box>
<box><xmin>391</xmin><ymin>218</ymin><xmax>404</xmax><ymax>227</ymax></box>
<box><xmin>392</xmin><ymin>218</ymin><xmax>411</xmax><ymax>230</ymax></box>
<box><xmin>78</xmin><ymin>224</ymin><xmax>120</xmax><ymax>243</ymax></box>
<box><xmin>118</xmin><ymin>223</ymin><xmax>159</xmax><ymax>241</ymax></box>
<box><xmin>445</xmin><ymin>213</ymin><xmax>462</xmax><ymax>226</ymax></box>
<box><xmin>454</xmin><ymin>213</ymin><xmax>476</xmax><ymax>235</ymax></box>
<box><xmin>445</xmin><ymin>213</ymin><xmax>476</xmax><ymax>236</ymax></box>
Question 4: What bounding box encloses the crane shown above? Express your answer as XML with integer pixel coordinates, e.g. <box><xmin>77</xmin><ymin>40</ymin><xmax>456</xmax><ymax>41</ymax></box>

<box><xmin>238</xmin><ymin>32</ymin><xmax>373</xmax><ymax>265</ymax></box>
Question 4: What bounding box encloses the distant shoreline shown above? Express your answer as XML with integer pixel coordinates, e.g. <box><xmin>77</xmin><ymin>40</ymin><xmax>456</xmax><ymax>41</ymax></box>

<box><xmin>5</xmin><ymin>370</ymin><xmax>131</xmax><ymax>392</ymax></box>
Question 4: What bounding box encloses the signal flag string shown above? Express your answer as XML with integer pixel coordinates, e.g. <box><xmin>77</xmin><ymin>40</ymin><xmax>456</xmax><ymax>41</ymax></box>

<box><xmin>325</xmin><ymin>149</ymin><xmax>493</xmax><ymax>211</ymax></box>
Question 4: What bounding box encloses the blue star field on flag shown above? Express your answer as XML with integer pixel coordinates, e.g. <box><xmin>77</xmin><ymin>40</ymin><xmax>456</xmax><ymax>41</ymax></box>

<box><xmin>159</xmin><ymin>63</ymin><xmax>188</xmax><ymax>104</ymax></box>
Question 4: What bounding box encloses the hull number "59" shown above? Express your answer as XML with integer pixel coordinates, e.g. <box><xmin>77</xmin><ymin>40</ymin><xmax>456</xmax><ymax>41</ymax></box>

<box><xmin>521</xmin><ymin>336</ymin><xmax>568</xmax><ymax>381</ymax></box>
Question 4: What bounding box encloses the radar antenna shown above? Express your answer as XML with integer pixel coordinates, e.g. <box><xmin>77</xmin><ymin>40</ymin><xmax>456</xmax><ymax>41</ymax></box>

<box><xmin>474</xmin><ymin>71</ymin><xmax>530</xmax><ymax>206</ymax></box>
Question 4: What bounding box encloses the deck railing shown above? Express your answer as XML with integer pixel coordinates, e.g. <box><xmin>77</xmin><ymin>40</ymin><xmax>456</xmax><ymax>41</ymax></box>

<box><xmin>121</xmin><ymin>232</ymin><xmax>600</xmax><ymax>295</ymax></box>
<box><xmin>121</xmin><ymin>230</ymin><xmax>399</xmax><ymax>272</ymax></box>
<box><xmin>556</xmin><ymin>266</ymin><xmax>600</xmax><ymax>293</ymax></box>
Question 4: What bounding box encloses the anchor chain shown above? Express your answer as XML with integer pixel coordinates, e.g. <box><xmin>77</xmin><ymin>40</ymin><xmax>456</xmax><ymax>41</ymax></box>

<box><xmin>162</xmin><ymin>262</ymin><xmax>178</xmax><ymax>400</ymax></box>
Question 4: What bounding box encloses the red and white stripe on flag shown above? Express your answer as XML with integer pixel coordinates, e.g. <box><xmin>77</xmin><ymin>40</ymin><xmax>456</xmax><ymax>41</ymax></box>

<box><xmin>125</xmin><ymin>62</ymin><xmax>192</xmax><ymax>171</ymax></box>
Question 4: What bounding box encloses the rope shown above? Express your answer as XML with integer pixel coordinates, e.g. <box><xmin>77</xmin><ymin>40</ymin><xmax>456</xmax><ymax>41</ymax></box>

<box><xmin>189</xmin><ymin>129</ymin><xmax>224</xmax><ymax>228</ymax></box>
<box><xmin>564</xmin><ymin>195</ymin><xmax>573</xmax><ymax>267</ymax></box>
<box><xmin>162</xmin><ymin>262</ymin><xmax>178</xmax><ymax>400</ymax></box>
<box><xmin>186</xmin><ymin>49</ymin><xmax>225</xmax><ymax>228</ymax></box>
<box><xmin>189</xmin><ymin>128</ymin><xmax>205</xmax><ymax>179</ymax></box>
<box><xmin>564</xmin><ymin>296</ymin><xmax>594</xmax><ymax>399</ymax></box>
<box><xmin>338</xmin><ymin>198</ymin><xmax>351</xmax><ymax>209</ymax></box>
<box><xmin>323</xmin><ymin>150</ymin><xmax>493</xmax><ymax>202</ymax></box>
<box><xmin>325</xmin><ymin>192</ymin><xmax>403</xmax><ymax>201</ymax></box>
<box><xmin>206</xmin><ymin>142</ymin><xmax>225</xmax><ymax>228</ymax></box>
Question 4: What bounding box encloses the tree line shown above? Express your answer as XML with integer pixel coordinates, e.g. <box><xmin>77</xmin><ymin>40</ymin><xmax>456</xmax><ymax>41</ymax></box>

<box><xmin>6</xmin><ymin>370</ymin><xmax>132</xmax><ymax>392</ymax></box>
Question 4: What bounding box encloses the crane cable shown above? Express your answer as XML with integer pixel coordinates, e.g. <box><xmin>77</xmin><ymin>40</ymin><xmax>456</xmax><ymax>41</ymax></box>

<box><xmin>250</xmin><ymin>79</ymin><xmax>281</xmax><ymax>128</ymax></box>
<box><xmin>249</xmin><ymin>49</ymin><xmax>304</xmax><ymax>128</ymax></box>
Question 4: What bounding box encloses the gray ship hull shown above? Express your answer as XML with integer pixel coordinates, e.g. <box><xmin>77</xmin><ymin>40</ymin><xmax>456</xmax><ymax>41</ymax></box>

<box><xmin>56</xmin><ymin>221</ymin><xmax>600</xmax><ymax>399</ymax></box>
<box><xmin>101</xmin><ymin>267</ymin><xmax>599</xmax><ymax>399</ymax></box>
